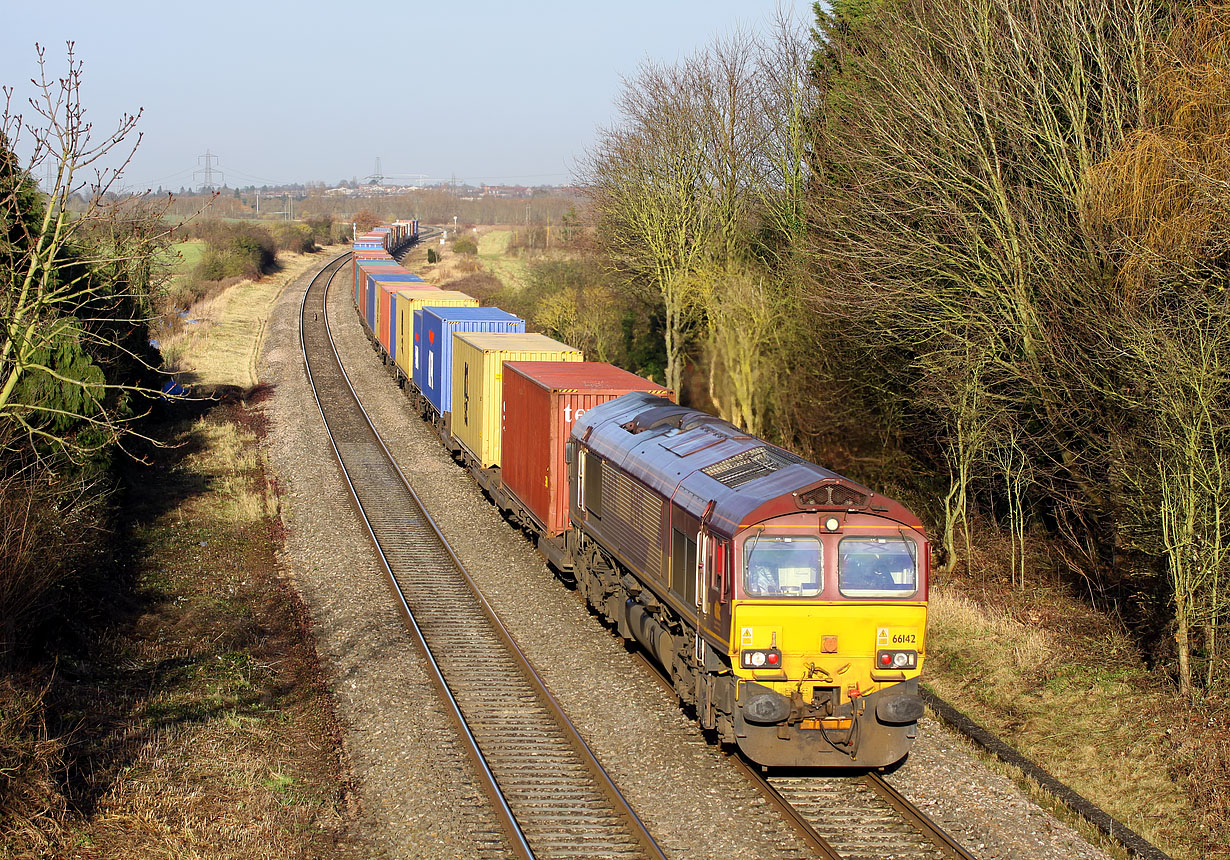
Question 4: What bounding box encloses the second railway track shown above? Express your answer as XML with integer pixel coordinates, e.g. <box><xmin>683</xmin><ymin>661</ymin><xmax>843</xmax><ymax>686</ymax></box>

<box><xmin>300</xmin><ymin>252</ymin><xmax>665</xmax><ymax>860</ymax></box>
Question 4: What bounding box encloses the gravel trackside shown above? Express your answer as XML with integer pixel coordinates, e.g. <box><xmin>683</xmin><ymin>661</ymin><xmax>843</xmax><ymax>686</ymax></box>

<box><xmin>257</xmin><ymin>255</ymin><xmax>1118</xmax><ymax>860</ymax></box>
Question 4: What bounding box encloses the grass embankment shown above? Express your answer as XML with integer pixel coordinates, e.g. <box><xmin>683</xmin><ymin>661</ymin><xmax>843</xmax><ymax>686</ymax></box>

<box><xmin>161</xmin><ymin>250</ymin><xmax>326</xmax><ymax>389</ymax></box>
<box><xmin>0</xmin><ymin>398</ymin><xmax>349</xmax><ymax>859</ymax></box>
<box><xmin>926</xmin><ymin>578</ymin><xmax>1226</xmax><ymax>860</ymax></box>
<box><xmin>74</xmin><ymin>402</ymin><xmax>346</xmax><ymax>857</ymax></box>
<box><xmin>0</xmin><ymin>253</ymin><xmax>350</xmax><ymax>858</ymax></box>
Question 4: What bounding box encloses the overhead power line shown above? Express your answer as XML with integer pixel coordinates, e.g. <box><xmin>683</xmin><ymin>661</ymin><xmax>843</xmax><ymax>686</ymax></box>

<box><xmin>194</xmin><ymin>149</ymin><xmax>223</xmax><ymax>190</ymax></box>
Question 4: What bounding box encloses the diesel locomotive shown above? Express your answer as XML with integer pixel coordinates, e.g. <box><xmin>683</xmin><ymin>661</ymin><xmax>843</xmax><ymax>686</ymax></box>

<box><xmin>563</xmin><ymin>393</ymin><xmax>927</xmax><ymax>767</ymax></box>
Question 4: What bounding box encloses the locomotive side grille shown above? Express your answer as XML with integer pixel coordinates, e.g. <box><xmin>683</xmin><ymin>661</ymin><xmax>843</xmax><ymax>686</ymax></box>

<box><xmin>702</xmin><ymin>446</ymin><xmax>808</xmax><ymax>489</ymax></box>
<box><xmin>604</xmin><ymin>468</ymin><xmax>663</xmax><ymax>579</ymax></box>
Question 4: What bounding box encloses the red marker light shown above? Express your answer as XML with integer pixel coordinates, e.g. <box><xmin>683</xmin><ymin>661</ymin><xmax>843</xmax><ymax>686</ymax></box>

<box><xmin>767</xmin><ymin>652</ymin><xmax>780</xmax><ymax>666</ymax></box>
<box><xmin>880</xmin><ymin>653</ymin><xmax>893</xmax><ymax>666</ymax></box>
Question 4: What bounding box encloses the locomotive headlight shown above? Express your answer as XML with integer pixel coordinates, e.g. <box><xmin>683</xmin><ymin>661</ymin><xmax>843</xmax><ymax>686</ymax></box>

<box><xmin>741</xmin><ymin>648</ymin><xmax>783</xmax><ymax>669</ymax></box>
<box><xmin>824</xmin><ymin>516</ymin><xmax>841</xmax><ymax>532</ymax></box>
<box><xmin>876</xmin><ymin>650</ymin><xmax>918</xmax><ymax>670</ymax></box>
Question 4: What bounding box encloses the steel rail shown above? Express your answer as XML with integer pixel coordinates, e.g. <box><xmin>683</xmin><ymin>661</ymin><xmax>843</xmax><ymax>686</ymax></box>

<box><xmin>860</xmin><ymin>771</ymin><xmax>979</xmax><ymax>860</ymax></box>
<box><xmin>301</xmin><ymin>252</ymin><xmax>528</xmax><ymax>859</ymax></box>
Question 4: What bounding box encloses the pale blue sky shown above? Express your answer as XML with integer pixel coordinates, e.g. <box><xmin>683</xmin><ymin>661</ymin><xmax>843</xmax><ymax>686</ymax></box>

<box><xmin>2</xmin><ymin>1</ymin><xmax>809</xmax><ymax>191</ymax></box>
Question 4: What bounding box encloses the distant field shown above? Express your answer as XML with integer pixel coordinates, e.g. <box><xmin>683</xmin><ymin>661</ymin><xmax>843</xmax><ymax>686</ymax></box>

<box><xmin>170</xmin><ymin>240</ymin><xmax>206</xmax><ymax>275</ymax></box>
<box><xmin>478</xmin><ymin>230</ymin><xmax>511</xmax><ymax>255</ymax></box>
<box><xmin>476</xmin><ymin>229</ymin><xmax>530</xmax><ymax>291</ymax></box>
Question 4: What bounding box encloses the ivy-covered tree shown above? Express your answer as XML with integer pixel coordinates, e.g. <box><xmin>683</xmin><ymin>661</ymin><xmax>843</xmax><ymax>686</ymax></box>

<box><xmin>1</xmin><ymin>43</ymin><xmax>171</xmax><ymax>467</ymax></box>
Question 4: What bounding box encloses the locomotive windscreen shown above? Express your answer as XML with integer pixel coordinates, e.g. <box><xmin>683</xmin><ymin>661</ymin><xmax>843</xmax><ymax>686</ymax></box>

<box><xmin>743</xmin><ymin>535</ymin><xmax>822</xmax><ymax>597</ymax></box>
<box><xmin>838</xmin><ymin>537</ymin><xmax>919</xmax><ymax>598</ymax></box>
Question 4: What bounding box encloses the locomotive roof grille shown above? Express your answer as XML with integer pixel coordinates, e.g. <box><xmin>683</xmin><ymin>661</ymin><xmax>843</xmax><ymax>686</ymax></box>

<box><xmin>796</xmin><ymin>482</ymin><xmax>869</xmax><ymax>509</ymax></box>
<box><xmin>701</xmin><ymin>446</ymin><xmax>808</xmax><ymax>488</ymax></box>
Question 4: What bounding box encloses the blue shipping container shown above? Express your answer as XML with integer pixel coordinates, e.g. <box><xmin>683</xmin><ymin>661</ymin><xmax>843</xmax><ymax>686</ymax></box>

<box><xmin>416</xmin><ymin>307</ymin><xmax>525</xmax><ymax>415</ymax></box>
<box><xmin>365</xmin><ymin>275</ymin><xmax>377</xmax><ymax>330</ymax></box>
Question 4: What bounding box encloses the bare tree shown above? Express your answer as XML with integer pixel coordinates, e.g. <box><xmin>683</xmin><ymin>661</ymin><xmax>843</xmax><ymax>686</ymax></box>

<box><xmin>805</xmin><ymin>0</ymin><xmax>1154</xmax><ymax>573</ymax></box>
<box><xmin>584</xmin><ymin>20</ymin><xmax>816</xmax><ymax>428</ymax></box>
<box><xmin>698</xmin><ymin>265</ymin><xmax>787</xmax><ymax>437</ymax></box>
<box><xmin>753</xmin><ymin>8</ymin><xmax>817</xmax><ymax>257</ymax></box>
<box><xmin>583</xmin><ymin>60</ymin><xmax>714</xmax><ymax>394</ymax></box>
<box><xmin>1083</xmin><ymin>6</ymin><xmax>1230</xmax><ymax>695</ymax></box>
<box><xmin>1</xmin><ymin>44</ymin><xmax>173</xmax><ymax>463</ymax></box>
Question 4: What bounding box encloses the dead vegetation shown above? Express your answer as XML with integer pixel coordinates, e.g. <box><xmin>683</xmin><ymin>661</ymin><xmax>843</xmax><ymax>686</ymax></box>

<box><xmin>0</xmin><ymin>398</ymin><xmax>350</xmax><ymax>859</ymax></box>
<box><xmin>928</xmin><ymin>522</ymin><xmax>1230</xmax><ymax>860</ymax></box>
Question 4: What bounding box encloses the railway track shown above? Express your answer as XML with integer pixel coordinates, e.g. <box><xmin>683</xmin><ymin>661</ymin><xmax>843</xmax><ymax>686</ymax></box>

<box><xmin>742</xmin><ymin>763</ymin><xmax>978</xmax><ymax>860</ymax></box>
<box><xmin>300</xmin><ymin>252</ymin><xmax>666</xmax><ymax>860</ymax></box>
<box><xmin>627</xmin><ymin>646</ymin><xmax>976</xmax><ymax>860</ymax></box>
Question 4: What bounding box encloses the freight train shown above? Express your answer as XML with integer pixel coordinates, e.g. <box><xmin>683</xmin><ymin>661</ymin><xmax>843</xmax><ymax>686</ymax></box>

<box><xmin>346</xmin><ymin>223</ymin><xmax>928</xmax><ymax>768</ymax></box>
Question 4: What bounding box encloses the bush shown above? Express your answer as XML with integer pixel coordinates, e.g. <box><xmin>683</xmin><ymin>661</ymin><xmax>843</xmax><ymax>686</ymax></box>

<box><xmin>190</xmin><ymin>220</ymin><xmax>276</xmax><ymax>282</ymax></box>
<box><xmin>352</xmin><ymin>209</ymin><xmax>381</xmax><ymax>232</ymax></box>
<box><xmin>304</xmin><ymin>216</ymin><xmax>334</xmax><ymax>245</ymax></box>
<box><xmin>452</xmin><ymin>236</ymin><xmax>478</xmax><ymax>256</ymax></box>
<box><xmin>330</xmin><ymin>221</ymin><xmax>352</xmax><ymax>244</ymax></box>
<box><xmin>272</xmin><ymin>223</ymin><xmax>316</xmax><ymax>254</ymax></box>
<box><xmin>426</xmin><ymin>247</ymin><xmax>438</xmax><ymax>264</ymax></box>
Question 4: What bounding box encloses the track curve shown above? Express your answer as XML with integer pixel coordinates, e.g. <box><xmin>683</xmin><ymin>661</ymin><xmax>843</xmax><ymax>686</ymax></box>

<box><xmin>299</xmin><ymin>252</ymin><xmax>665</xmax><ymax>860</ymax></box>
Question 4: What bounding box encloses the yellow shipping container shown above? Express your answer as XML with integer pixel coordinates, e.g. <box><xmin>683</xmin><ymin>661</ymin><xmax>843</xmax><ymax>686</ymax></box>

<box><xmin>451</xmin><ymin>332</ymin><xmax>582</xmax><ymax>468</ymax></box>
<box><xmin>394</xmin><ymin>289</ymin><xmax>478</xmax><ymax>379</ymax></box>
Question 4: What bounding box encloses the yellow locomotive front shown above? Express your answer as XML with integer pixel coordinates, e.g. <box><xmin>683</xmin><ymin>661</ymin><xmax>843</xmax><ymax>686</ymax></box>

<box><xmin>725</xmin><ymin>510</ymin><xmax>927</xmax><ymax>767</ymax></box>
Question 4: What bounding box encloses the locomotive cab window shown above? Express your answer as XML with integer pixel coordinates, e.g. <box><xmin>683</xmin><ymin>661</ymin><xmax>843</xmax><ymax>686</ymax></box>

<box><xmin>838</xmin><ymin>537</ymin><xmax>919</xmax><ymax>598</ymax></box>
<box><xmin>742</xmin><ymin>535</ymin><xmax>821</xmax><ymax>598</ymax></box>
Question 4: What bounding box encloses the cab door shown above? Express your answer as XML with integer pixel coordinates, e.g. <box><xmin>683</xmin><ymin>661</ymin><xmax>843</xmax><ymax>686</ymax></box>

<box><xmin>699</xmin><ymin>528</ymin><xmax>730</xmax><ymax>644</ymax></box>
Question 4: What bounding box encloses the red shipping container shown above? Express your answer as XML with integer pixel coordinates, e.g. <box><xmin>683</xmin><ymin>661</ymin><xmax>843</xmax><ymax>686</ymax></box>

<box><xmin>501</xmin><ymin>362</ymin><xmax>674</xmax><ymax>536</ymax></box>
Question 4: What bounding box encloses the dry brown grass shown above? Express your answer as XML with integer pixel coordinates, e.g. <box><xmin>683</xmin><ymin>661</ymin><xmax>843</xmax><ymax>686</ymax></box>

<box><xmin>57</xmin><ymin>402</ymin><xmax>345</xmax><ymax>860</ymax></box>
<box><xmin>0</xmin><ymin>248</ymin><xmax>349</xmax><ymax>858</ymax></box>
<box><xmin>0</xmin><ymin>402</ymin><xmax>347</xmax><ymax>859</ymax></box>
<box><xmin>927</xmin><ymin>578</ymin><xmax>1220</xmax><ymax>859</ymax></box>
<box><xmin>160</xmin><ymin>250</ymin><xmax>326</xmax><ymax>390</ymax></box>
<box><xmin>0</xmin><ymin>676</ymin><xmax>67</xmax><ymax>853</ymax></box>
